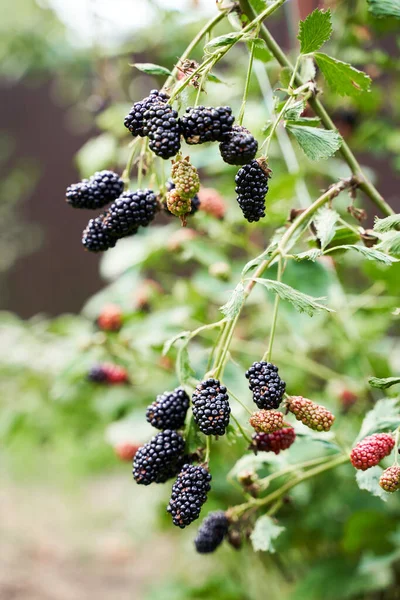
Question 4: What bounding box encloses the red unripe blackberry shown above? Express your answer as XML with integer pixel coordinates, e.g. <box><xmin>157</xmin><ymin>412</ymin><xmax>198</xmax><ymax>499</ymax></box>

<box><xmin>286</xmin><ymin>396</ymin><xmax>335</xmax><ymax>432</ymax></box>
<box><xmin>146</xmin><ymin>387</ymin><xmax>190</xmax><ymax>430</ymax></box>
<box><xmin>194</xmin><ymin>511</ymin><xmax>229</xmax><ymax>554</ymax></box>
<box><xmin>350</xmin><ymin>433</ymin><xmax>395</xmax><ymax>470</ymax></box>
<box><xmin>251</xmin><ymin>427</ymin><xmax>296</xmax><ymax>454</ymax></box>
<box><xmin>219</xmin><ymin>125</ymin><xmax>258</xmax><ymax>166</ymax></box>
<box><xmin>103</xmin><ymin>189</ymin><xmax>158</xmax><ymax>238</ymax></box>
<box><xmin>192</xmin><ymin>378</ymin><xmax>231</xmax><ymax>436</ymax></box>
<box><xmin>66</xmin><ymin>170</ymin><xmax>124</xmax><ymax>210</ymax></box>
<box><xmin>124</xmin><ymin>89</ymin><xmax>169</xmax><ymax>137</ymax></box>
<box><xmin>164</xmin><ymin>181</ymin><xmax>200</xmax><ymax>216</ymax></box>
<box><xmin>97</xmin><ymin>304</ymin><xmax>123</xmax><ymax>331</ymax></box>
<box><xmin>249</xmin><ymin>410</ymin><xmax>285</xmax><ymax>433</ymax></box>
<box><xmin>115</xmin><ymin>442</ymin><xmax>140</xmax><ymax>461</ymax></box>
<box><xmin>133</xmin><ymin>430</ymin><xmax>185</xmax><ymax>485</ymax></box>
<box><xmin>198</xmin><ymin>187</ymin><xmax>226</xmax><ymax>219</ymax></box>
<box><xmin>379</xmin><ymin>465</ymin><xmax>400</xmax><ymax>493</ymax></box>
<box><xmin>179</xmin><ymin>106</ymin><xmax>235</xmax><ymax>144</ymax></box>
<box><xmin>87</xmin><ymin>363</ymin><xmax>129</xmax><ymax>384</ymax></box>
<box><xmin>167</xmin><ymin>463</ymin><xmax>212</xmax><ymax>528</ymax></box>
<box><xmin>235</xmin><ymin>158</ymin><xmax>270</xmax><ymax>222</ymax></box>
<box><xmin>142</xmin><ymin>103</ymin><xmax>181</xmax><ymax>159</ymax></box>
<box><xmin>82</xmin><ymin>214</ymin><xmax>117</xmax><ymax>253</ymax></box>
<box><xmin>245</xmin><ymin>361</ymin><xmax>286</xmax><ymax>410</ymax></box>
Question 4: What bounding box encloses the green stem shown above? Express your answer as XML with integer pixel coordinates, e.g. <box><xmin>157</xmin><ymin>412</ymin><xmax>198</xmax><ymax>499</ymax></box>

<box><xmin>205</xmin><ymin>435</ymin><xmax>212</xmax><ymax>464</ymax></box>
<box><xmin>226</xmin><ymin>387</ymin><xmax>253</xmax><ymax>416</ymax></box>
<box><xmin>237</xmin><ymin>38</ymin><xmax>257</xmax><ymax>126</ymax></box>
<box><xmin>263</xmin><ymin>257</ymin><xmax>283</xmax><ymax>362</ymax></box>
<box><xmin>122</xmin><ymin>137</ymin><xmax>141</xmax><ymax>187</ymax></box>
<box><xmin>231</xmin><ymin>413</ymin><xmax>253</xmax><ymax>444</ymax></box>
<box><xmin>169</xmin><ymin>55</ymin><xmax>215</xmax><ymax>102</ymax></box>
<box><xmin>258</xmin><ymin>455</ymin><xmax>335</xmax><ymax>489</ymax></box>
<box><xmin>262</xmin><ymin>96</ymin><xmax>292</xmax><ymax>155</ymax></box>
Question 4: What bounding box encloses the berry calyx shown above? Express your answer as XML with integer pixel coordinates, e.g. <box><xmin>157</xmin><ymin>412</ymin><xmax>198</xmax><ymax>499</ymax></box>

<box><xmin>219</xmin><ymin>125</ymin><xmax>258</xmax><ymax>166</ymax></box>
<box><xmin>87</xmin><ymin>363</ymin><xmax>129</xmax><ymax>384</ymax></box>
<box><xmin>251</xmin><ymin>427</ymin><xmax>296</xmax><ymax>454</ymax></box>
<box><xmin>249</xmin><ymin>410</ymin><xmax>285</xmax><ymax>433</ymax></box>
<box><xmin>97</xmin><ymin>304</ymin><xmax>123</xmax><ymax>332</ymax></box>
<box><xmin>379</xmin><ymin>465</ymin><xmax>400</xmax><ymax>493</ymax></box>
<box><xmin>146</xmin><ymin>387</ymin><xmax>190</xmax><ymax>430</ymax></box>
<box><xmin>350</xmin><ymin>433</ymin><xmax>395</xmax><ymax>470</ymax></box>
<box><xmin>133</xmin><ymin>430</ymin><xmax>185</xmax><ymax>485</ymax></box>
<box><xmin>167</xmin><ymin>463</ymin><xmax>212</xmax><ymax>528</ymax></box>
<box><xmin>194</xmin><ymin>511</ymin><xmax>229</xmax><ymax>554</ymax></box>
<box><xmin>171</xmin><ymin>155</ymin><xmax>200</xmax><ymax>200</ymax></box>
<box><xmin>192</xmin><ymin>378</ymin><xmax>231</xmax><ymax>436</ymax></box>
<box><xmin>245</xmin><ymin>361</ymin><xmax>286</xmax><ymax>410</ymax></box>
<box><xmin>286</xmin><ymin>396</ymin><xmax>335</xmax><ymax>432</ymax></box>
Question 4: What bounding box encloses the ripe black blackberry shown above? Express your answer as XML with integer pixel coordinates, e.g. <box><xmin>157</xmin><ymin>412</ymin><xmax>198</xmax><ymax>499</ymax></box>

<box><xmin>82</xmin><ymin>214</ymin><xmax>117</xmax><ymax>252</ymax></box>
<box><xmin>194</xmin><ymin>511</ymin><xmax>229</xmax><ymax>554</ymax></box>
<box><xmin>66</xmin><ymin>171</ymin><xmax>124</xmax><ymax>210</ymax></box>
<box><xmin>124</xmin><ymin>89</ymin><xmax>169</xmax><ymax>137</ymax></box>
<box><xmin>219</xmin><ymin>126</ymin><xmax>258</xmax><ymax>166</ymax></box>
<box><xmin>235</xmin><ymin>158</ymin><xmax>270</xmax><ymax>222</ymax></box>
<box><xmin>146</xmin><ymin>387</ymin><xmax>190</xmax><ymax>430</ymax></box>
<box><xmin>133</xmin><ymin>430</ymin><xmax>185</xmax><ymax>485</ymax></box>
<box><xmin>245</xmin><ymin>362</ymin><xmax>286</xmax><ymax>410</ymax></box>
<box><xmin>142</xmin><ymin>103</ymin><xmax>181</xmax><ymax>159</ymax></box>
<box><xmin>104</xmin><ymin>189</ymin><xmax>158</xmax><ymax>238</ymax></box>
<box><xmin>167</xmin><ymin>464</ymin><xmax>212</xmax><ymax>528</ymax></box>
<box><xmin>192</xmin><ymin>378</ymin><xmax>230</xmax><ymax>436</ymax></box>
<box><xmin>179</xmin><ymin>106</ymin><xmax>235</xmax><ymax>144</ymax></box>
<box><xmin>164</xmin><ymin>181</ymin><xmax>200</xmax><ymax>216</ymax></box>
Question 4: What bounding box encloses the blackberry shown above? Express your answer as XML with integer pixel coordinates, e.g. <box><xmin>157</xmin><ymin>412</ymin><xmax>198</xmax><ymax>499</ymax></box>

<box><xmin>166</xmin><ymin>189</ymin><xmax>192</xmax><ymax>220</ymax></box>
<box><xmin>124</xmin><ymin>89</ymin><xmax>169</xmax><ymax>137</ymax></box>
<box><xmin>66</xmin><ymin>171</ymin><xmax>124</xmax><ymax>210</ymax></box>
<box><xmin>194</xmin><ymin>511</ymin><xmax>229</xmax><ymax>554</ymax></box>
<box><xmin>251</xmin><ymin>427</ymin><xmax>296</xmax><ymax>454</ymax></box>
<box><xmin>287</xmin><ymin>396</ymin><xmax>335</xmax><ymax>432</ymax></box>
<box><xmin>249</xmin><ymin>410</ymin><xmax>285</xmax><ymax>433</ymax></box>
<box><xmin>379</xmin><ymin>465</ymin><xmax>400</xmax><ymax>493</ymax></box>
<box><xmin>235</xmin><ymin>158</ymin><xmax>270</xmax><ymax>222</ymax></box>
<box><xmin>245</xmin><ymin>361</ymin><xmax>286</xmax><ymax>410</ymax></box>
<box><xmin>146</xmin><ymin>387</ymin><xmax>190</xmax><ymax>430</ymax></box>
<box><xmin>192</xmin><ymin>378</ymin><xmax>231</xmax><ymax>436</ymax></box>
<box><xmin>171</xmin><ymin>155</ymin><xmax>200</xmax><ymax>199</ymax></box>
<box><xmin>104</xmin><ymin>189</ymin><xmax>158</xmax><ymax>237</ymax></box>
<box><xmin>133</xmin><ymin>430</ymin><xmax>185</xmax><ymax>485</ymax></box>
<box><xmin>88</xmin><ymin>363</ymin><xmax>129</xmax><ymax>384</ymax></box>
<box><xmin>219</xmin><ymin>126</ymin><xmax>258</xmax><ymax>166</ymax></box>
<box><xmin>82</xmin><ymin>214</ymin><xmax>117</xmax><ymax>253</ymax></box>
<box><xmin>167</xmin><ymin>463</ymin><xmax>212</xmax><ymax>528</ymax></box>
<box><xmin>164</xmin><ymin>181</ymin><xmax>200</xmax><ymax>216</ymax></box>
<box><xmin>143</xmin><ymin>103</ymin><xmax>181</xmax><ymax>159</ymax></box>
<box><xmin>97</xmin><ymin>303</ymin><xmax>123</xmax><ymax>332</ymax></box>
<box><xmin>350</xmin><ymin>433</ymin><xmax>395</xmax><ymax>471</ymax></box>
<box><xmin>179</xmin><ymin>106</ymin><xmax>235</xmax><ymax>144</ymax></box>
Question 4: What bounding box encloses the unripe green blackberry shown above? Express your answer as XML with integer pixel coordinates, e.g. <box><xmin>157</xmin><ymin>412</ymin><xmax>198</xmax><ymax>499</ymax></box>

<box><xmin>251</xmin><ymin>427</ymin><xmax>296</xmax><ymax>454</ymax></box>
<box><xmin>286</xmin><ymin>396</ymin><xmax>335</xmax><ymax>432</ymax></box>
<box><xmin>179</xmin><ymin>106</ymin><xmax>235</xmax><ymax>144</ymax></box>
<box><xmin>245</xmin><ymin>361</ymin><xmax>286</xmax><ymax>410</ymax></box>
<box><xmin>167</xmin><ymin>463</ymin><xmax>212</xmax><ymax>528</ymax></box>
<box><xmin>219</xmin><ymin>126</ymin><xmax>258</xmax><ymax>166</ymax></box>
<box><xmin>133</xmin><ymin>430</ymin><xmax>185</xmax><ymax>485</ymax></box>
<box><xmin>66</xmin><ymin>170</ymin><xmax>124</xmax><ymax>210</ymax></box>
<box><xmin>146</xmin><ymin>387</ymin><xmax>190</xmax><ymax>430</ymax></box>
<box><xmin>124</xmin><ymin>89</ymin><xmax>169</xmax><ymax>137</ymax></box>
<box><xmin>142</xmin><ymin>102</ymin><xmax>181</xmax><ymax>159</ymax></box>
<box><xmin>249</xmin><ymin>410</ymin><xmax>285</xmax><ymax>433</ymax></box>
<box><xmin>164</xmin><ymin>181</ymin><xmax>200</xmax><ymax>216</ymax></box>
<box><xmin>350</xmin><ymin>433</ymin><xmax>395</xmax><ymax>470</ymax></box>
<box><xmin>171</xmin><ymin>155</ymin><xmax>200</xmax><ymax>200</ymax></box>
<box><xmin>82</xmin><ymin>214</ymin><xmax>117</xmax><ymax>252</ymax></box>
<box><xmin>104</xmin><ymin>189</ymin><xmax>158</xmax><ymax>238</ymax></box>
<box><xmin>379</xmin><ymin>465</ymin><xmax>400</xmax><ymax>493</ymax></box>
<box><xmin>192</xmin><ymin>378</ymin><xmax>231</xmax><ymax>436</ymax></box>
<box><xmin>235</xmin><ymin>158</ymin><xmax>271</xmax><ymax>222</ymax></box>
<box><xmin>194</xmin><ymin>511</ymin><xmax>229</xmax><ymax>554</ymax></box>
<box><xmin>166</xmin><ymin>189</ymin><xmax>192</xmax><ymax>219</ymax></box>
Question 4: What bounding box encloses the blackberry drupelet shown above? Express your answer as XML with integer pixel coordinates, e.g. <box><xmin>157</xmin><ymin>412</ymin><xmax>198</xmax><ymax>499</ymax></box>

<box><xmin>167</xmin><ymin>464</ymin><xmax>212</xmax><ymax>528</ymax></box>
<box><xmin>164</xmin><ymin>181</ymin><xmax>200</xmax><ymax>215</ymax></box>
<box><xmin>104</xmin><ymin>189</ymin><xmax>158</xmax><ymax>237</ymax></box>
<box><xmin>245</xmin><ymin>361</ymin><xmax>286</xmax><ymax>410</ymax></box>
<box><xmin>142</xmin><ymin>103</ymin><xmax>181</xmax><ymax>159</ymax></box>
<box><xmin>82</xmin><ymin>214</ymin><xmax>117</xmax><ymax>252</ymax></box>
<box><xmin>66</xmin><ymin>171</ymin><xmax>124</xmax><ymax>210</ymax></box>
<box><xmin>124</xmin><ymin>89</ymin><xmax>169</xmax><ymax>137</ymax></box>
<box><xmin>133</xmin><ymin>430</ymin><xmax>185</xmax><ymax>485</ymax></box>
<box><xmin>219</xmin><ymin>125</ymin><xmax>258</xmax><ymax>166</ymax></box>
<box><xmin>192</xmin><ymin>378</ymin><xmax>231</xmax><ymax>436</ymax></box>
<box><xmin>146</xmin><ymin>388</ymin><xmax>190</xmax><ymax>430</ymax></box>
<box><xmin>251</xmin><ymin>427</ymin><xmax>296</xmax><ymax>454</ymax></box>
<box><xmin>179</xmin><ymin>106</ymin><xmax>235</xmax><ymax>144</ymax></box>
<box><xmin>194</xmin><ymin>511</ymin><xmax>229</xmax><ymax>554</ymax></box>
<box><xmin>235</xmin><ymin>158</ymin><xmax>270</xmax><ymax>222</ymax></box>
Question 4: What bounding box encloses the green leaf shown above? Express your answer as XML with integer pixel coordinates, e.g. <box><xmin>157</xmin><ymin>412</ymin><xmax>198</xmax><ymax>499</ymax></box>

<box><xmin>207</xmin><ymin>72</ymin><xmax>226</xmax><ymax>85</ymax></box>
<box><xmin>286</xmin><ymin>123</ymin><xmax>342</xmax><ymax>161</ymax></box>
<box><xmin>279</xmin><ymin>67</ymin><xmax>292</xmax><ymax>88</ymax></box>
<box><xmin>298</xmin><ymin>8</ymin><xmax>333</xmax><ymax>54</ymax></box>
<box><xmin>367</xmin><ymin>0</ymin><xmax>400</xmax><ymax>18</ymax></box>
<box><xmin>358</xmin><ymin>398</ymin><xmax>400</xmax><ymax>440</ymax></box>
<box><xmin>376</xmin><ymin>232</ymin><xmax>400</xmax><ymax>257</ymax></box>
<box><xmin>284</xmin><ymin>100</ymin><xmax>306</xmax><ymax>121</ymax></box>
<box><xmin>132</xmin><ymin>62</ymin><xmax>172</xmax><ymax>76</ymax></box>
<box><xmin>204</xmin><ymin>32</ymin><xmax>243</xmax><ymax>54</ymax></box>
<box><xmin>249</xmin><ymin>0</ymin><xmax>267</xmax><ymax>12</ymax></box>
<box><xmin>374</xmin><ymin>214</ymin><xmax>400</xmax><ymax>233</ymax></box>
<box><xmin>356</xmin><ymin>467</ymin><xmax>389</xmax><ymax>502</ymax></box>
<box><xmin>250</xmin><ymin>516</ymin><xmax>285</xmax><ymax>553</ymax></box>
<box><xmin>285</xmin><ymin>117</ymin><xmax>321</xmax><ymax>127</ymax></box>
<box><xmin>293</xmin><ymin>249</ymin><xmax>323</xmax><ymax>262</ymax></box>
<box><xmin>314</xmin><ymin>206</ymin><xmax>339</xmax><ymax>249</ymax></box>
<box><xmin>369</xmin><ymin>376</ymin><xmax>400</xmax><ymax>389</ymax></box>
<box><xmin>314</xmin><ymin>53</ymin><xmax>371</xmax><ymax>97</ymax></box>
<box><xmin>253</xmin><ymin>278</ymin><xmax>334</xmax><ymax>316</ymax></box>
<box><xmin>241</xmin><ymin>244</ymin><xmax>277</xmax><ymax>276</ymax></box>
<box><xmin>251</xmin><ymin>38</ymin><xmax>273</xmax><ymax>63</ymax></box>
<box><xmin>220</xmin><ymin>283</ymin><xmax>245</xmax><ymax>320</ymax></box>
<box><xmin>326</xmin><ymin>245</ymin><xmax>398</xmax><ymax>265</ymax></box>
<box><xmin>162</xmin><ymin>331</ymin><xmax>190</xmax><ymax>356</ymax></box>
<box><xmin>228</xmin><ymin>453</ymin><xmax>285</xmax><ymax>479</ymax></box>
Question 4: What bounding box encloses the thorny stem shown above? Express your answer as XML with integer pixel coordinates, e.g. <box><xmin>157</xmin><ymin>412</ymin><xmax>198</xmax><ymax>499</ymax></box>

<box><xmin>262</xmin><ymin>256</ymin><xmax>283</xmax><ymax>362</ymax></box>
<box><xmin>237</xmin><ymin>37</ymin><xmax>257</xmax><ymax>126</ymax></box>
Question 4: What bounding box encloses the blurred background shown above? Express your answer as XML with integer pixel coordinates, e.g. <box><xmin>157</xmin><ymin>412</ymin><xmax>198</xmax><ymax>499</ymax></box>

<box><xmin>1</xmin><ymin>0</ymin><xmax>400</xmax><ymax>598</ymax></box>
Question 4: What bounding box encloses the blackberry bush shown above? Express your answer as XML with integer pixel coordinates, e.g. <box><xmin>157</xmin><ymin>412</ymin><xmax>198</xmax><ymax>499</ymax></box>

<box><xmin>146</xmin><ymin>387</ymin><xmax>190</xmax><ymax>430</ymax></box>
<box><xmin>133</xmin><ymin>430</ymin><xmax>185</xmax><ymax>485</ymax></box>
<box><xmin>192</xmin><ymin>378</ymin><xmax>231</xmax><ymax>436</ymax></box>
<box><xmin>167</xmin><ymin>463</ymin><xmax>212</xmax><ymax>528</ymax></box>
